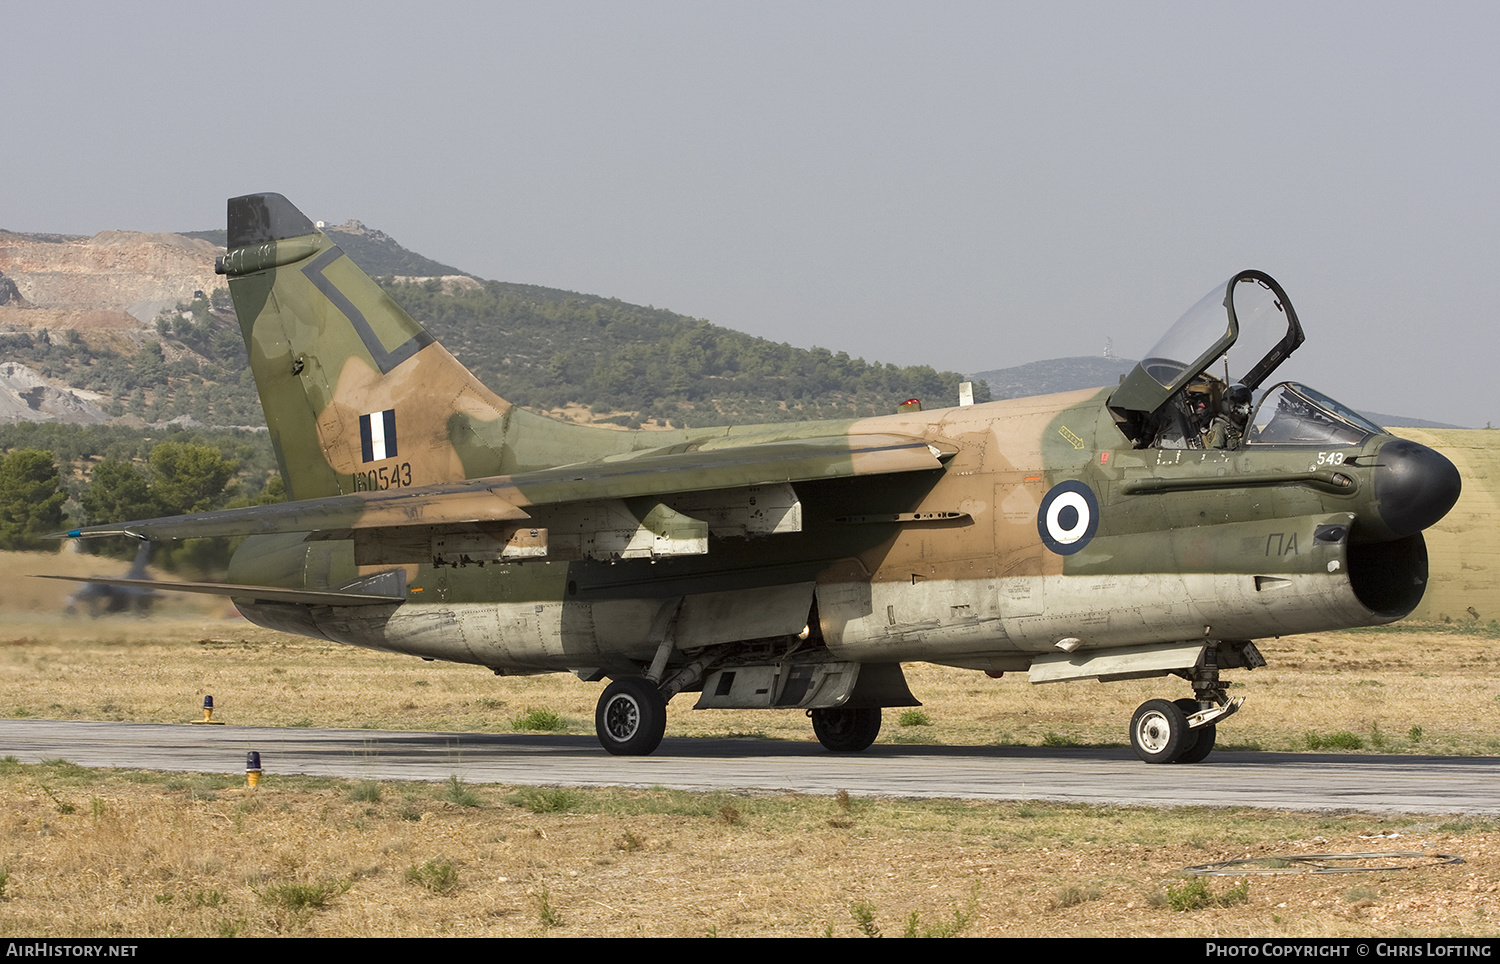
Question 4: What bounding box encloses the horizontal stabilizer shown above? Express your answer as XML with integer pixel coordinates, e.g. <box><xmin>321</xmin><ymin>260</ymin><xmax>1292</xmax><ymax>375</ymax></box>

<box><xmin>33</xmin><ymin>575</ymin><xmax>403</xmax><ymax>607</ymax></box>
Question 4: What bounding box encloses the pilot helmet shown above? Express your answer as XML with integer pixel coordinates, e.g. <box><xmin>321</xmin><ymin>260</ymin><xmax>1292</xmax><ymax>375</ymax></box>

<box><xmin>1223</xmin><ymin>383</ymin><xmax>1252</xmax><ymax>418</ymax></box>
<box><xmin>1185</xmin><ymin>377</ymin><xmax>1218</xmax><ymax>413</ymax></box>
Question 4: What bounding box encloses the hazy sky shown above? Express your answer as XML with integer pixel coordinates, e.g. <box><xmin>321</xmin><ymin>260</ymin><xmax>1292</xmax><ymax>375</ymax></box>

<box><xmin>7</xmin><ymin>1</ymin><xmax>1497</xmax><ymax>426</ymax></box>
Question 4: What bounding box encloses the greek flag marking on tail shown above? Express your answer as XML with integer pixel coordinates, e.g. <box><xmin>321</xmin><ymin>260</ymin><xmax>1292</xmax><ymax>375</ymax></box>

<box><xmin>359</xmin><ymin>409</ymin><xmax>398</xmax><ymax>462</ymax></box>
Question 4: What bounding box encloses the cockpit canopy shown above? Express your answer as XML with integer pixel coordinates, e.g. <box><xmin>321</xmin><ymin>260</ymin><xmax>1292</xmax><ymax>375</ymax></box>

<box><xmin>1110</xmin><ymin>270</ymin><xmax>1306</xmax><ymax>447</ymax></box>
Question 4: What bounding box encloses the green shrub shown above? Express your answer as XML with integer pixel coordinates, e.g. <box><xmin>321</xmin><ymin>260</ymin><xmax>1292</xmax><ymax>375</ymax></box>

<box><xmin>444</xmin><ymin>775</ymin><xmax>482</xmax><ymax>808</ymax></box>
<box><xmin>348</xmin><ymin>780</ymin><xmax>381</xmax><ymax>803</ymax></box>
<box><xmin>512</xmin><ymin>708</ymin><xmax>567</xmax><ymax>731</ymax></box>
<box><xmin>257</xmin><ymin>879</ymin><xmax>348</xmax><ymax>913</ymax></box>
<box><xmin>1167</xmin><ymin>877</ymin><xmax>1249</xmax><ymax>911</ymax></box>
<box><xmin>509</xmin><ymin>786</ymin><xmax>578</xmax><ymax>814</ymax></box>
<box><xmin>405</xmin><ymin>859</ymin><xmax>459</xmax><ymax>894</ymax></box>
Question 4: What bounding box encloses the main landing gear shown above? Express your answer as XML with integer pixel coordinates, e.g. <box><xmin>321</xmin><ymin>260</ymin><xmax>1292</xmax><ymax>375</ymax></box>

<box><xmin>595</xmin><ymin>677</ymin><xmax>668</xmax><ymax>756</ymax></box>
<box><xmin>809</xmin><ymin>707</ymin><xmax>882</xmax><ymax>752</ymax></box>
<box><xmin>593</xmin><ymin>680</ymin><xmax>888</xmax><ymax>756</ymax></box>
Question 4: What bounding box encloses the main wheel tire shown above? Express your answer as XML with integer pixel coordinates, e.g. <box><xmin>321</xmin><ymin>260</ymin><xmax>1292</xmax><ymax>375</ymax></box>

<box><xmin>1172</xmin><ymin>698</ymin><xmax>1201</xmax><ymax>755</ymax></box>
<box><xmin>1175</xmin><ymin>723</ymin><xmax>1217</xmax><ymax>764</ymax></box>
<box><xmin>810</xmin><ymin>707</ymin><xmax>882</xmax><ymax>752</ymax></box>
<box><xmin>595</xmin><ymin>677</ymin><xmax>667</xmax><ymax>756</ymax></box>
<box><xmin>1130</xmin><ymin>699</ymin><xmax>1189</xmax><ymax>764</ymax></box>
<box><xmin>1172</xmin><ymin>698</ymin><xmax>1214</xmax><ymax>764</ymax></box>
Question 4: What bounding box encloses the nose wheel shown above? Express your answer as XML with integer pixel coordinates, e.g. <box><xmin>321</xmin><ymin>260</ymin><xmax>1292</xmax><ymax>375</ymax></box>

<box><xmin>1130</xmin><ymin>699</ymin><xmax>1190</xmax><ymax>764</ymax></box>
<box><xmin>1129</xmin><ymin>696</ymin><xmax>1230</xmax><ymax>763</ymax></box>
<box><xmin>595</xmin><ymin>677</ymin><xmax>667</xmax><ymax>756</ymax></box>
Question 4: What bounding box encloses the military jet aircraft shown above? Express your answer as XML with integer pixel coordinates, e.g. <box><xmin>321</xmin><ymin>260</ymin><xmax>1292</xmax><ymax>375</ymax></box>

<box><xmin>63</xmin><ymin>541</ymin><xmax>158</xmax><ymax>617</ymax></box>
<box><xmin>58</xmin><ymin>193</ymin><xmax>1461</xmax><ymax>764</ymax></box>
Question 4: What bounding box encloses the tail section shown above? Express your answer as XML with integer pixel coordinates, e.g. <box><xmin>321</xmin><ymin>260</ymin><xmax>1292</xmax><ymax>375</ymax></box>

<box><xmin>217</xmin><ymin>193</ymin><xmax>628</xmax><ymax>500</ymax></box>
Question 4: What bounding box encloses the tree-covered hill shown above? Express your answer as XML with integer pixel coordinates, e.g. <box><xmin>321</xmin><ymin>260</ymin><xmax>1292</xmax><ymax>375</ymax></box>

<box><xmin>387</xmin><ymin>279</ymin><xmax>986</xmax><ymax>427</ymax></box>
<box><xmin>970</xmin><ymin>356</ymin><xmax>1137</xmax><ymax>400</ymax></box>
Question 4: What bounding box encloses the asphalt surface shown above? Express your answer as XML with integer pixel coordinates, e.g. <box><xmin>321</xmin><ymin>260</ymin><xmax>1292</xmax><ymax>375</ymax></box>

<box><xmin>2</xmin><ymin>718</ymin><xmax>1497</xmax><ymax>814</ymax></box>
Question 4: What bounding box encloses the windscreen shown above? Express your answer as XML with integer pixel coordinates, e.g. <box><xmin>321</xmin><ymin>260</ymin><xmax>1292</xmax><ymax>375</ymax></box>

<box><xmin>1246</xmin><ymin>382</ymin><xmax>1384</xmax><ymax>447</ymax></box>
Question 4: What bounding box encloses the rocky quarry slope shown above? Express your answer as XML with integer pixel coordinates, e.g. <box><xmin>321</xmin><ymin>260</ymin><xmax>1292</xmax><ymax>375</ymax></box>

<box><xmin>0</xmin><ymin>229</ymin><xmax>223</xmax><ymax>424</ymax></box>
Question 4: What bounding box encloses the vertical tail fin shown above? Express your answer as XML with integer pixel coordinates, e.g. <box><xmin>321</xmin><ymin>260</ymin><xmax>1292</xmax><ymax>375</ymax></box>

<box><xmin>217</xmin><ymin>193</ymin><xmax>517</xmax><ymax>500</ymax></box>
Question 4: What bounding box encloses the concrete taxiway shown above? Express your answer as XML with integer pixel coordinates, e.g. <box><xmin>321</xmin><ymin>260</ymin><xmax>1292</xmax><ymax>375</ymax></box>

<box><xmin>1</xmin><ymin>718</ymin><xmax>1496</xmax><ymax>814</ymax></box>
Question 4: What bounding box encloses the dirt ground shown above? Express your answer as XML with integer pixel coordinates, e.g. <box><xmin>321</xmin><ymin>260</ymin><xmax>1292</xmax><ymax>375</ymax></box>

<box><xmin>1</xmin><ymin>762</ymin><xmax>1496</xmax><ymax>938</ymax></box>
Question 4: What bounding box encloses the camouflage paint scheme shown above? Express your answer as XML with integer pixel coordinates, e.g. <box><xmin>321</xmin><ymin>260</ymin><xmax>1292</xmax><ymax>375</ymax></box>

<box><xmin>64</xmin><ymin>194</ymin><xmax>1461</xmax><ymax>762</ymax></box>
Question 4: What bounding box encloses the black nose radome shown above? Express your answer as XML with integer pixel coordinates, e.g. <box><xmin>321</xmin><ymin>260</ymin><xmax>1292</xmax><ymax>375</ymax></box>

<box><xmin>1373</xmin><ymin>438</ymin><xmax>1461</xmax><ymax>539</ymax></box>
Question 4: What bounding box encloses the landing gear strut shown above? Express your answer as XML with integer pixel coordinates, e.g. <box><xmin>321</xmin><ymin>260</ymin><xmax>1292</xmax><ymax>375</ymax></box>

<box><xmin>595</xmin><ymin>677</ymin><xmax>667</xmax><ymax>756</ymax></box>
<box><xmin>809</xmin><ymin>706</ymin><xmax>882</xmax><ymax>752</ymax></box>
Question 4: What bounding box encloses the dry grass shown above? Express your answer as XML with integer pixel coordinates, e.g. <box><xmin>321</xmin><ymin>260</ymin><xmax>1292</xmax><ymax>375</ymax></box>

<box><xmin>1</xmin><ymin>759</ymin><xmax>1497</xmax><ymax>938</ymax></box>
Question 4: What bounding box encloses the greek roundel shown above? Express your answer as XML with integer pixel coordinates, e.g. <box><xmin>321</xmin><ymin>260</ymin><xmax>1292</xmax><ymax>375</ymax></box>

<box><xmin>1036</xmin><ymin>480</ymin><xmax>1099</xmax><ymax>555</ymax></box>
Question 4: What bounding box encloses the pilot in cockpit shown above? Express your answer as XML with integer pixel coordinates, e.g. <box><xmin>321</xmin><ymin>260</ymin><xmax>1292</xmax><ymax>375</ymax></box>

<box><xmin>1206</xmin><ymin>383</ymin><xmax>1252</xmax><ymax>450</ymax></box>
<box><xmin>1185</xmin><ymin>379</ymin><xmax>1217</xmax><ymax>436</ymax></box>
<box><xmin>1154</xmin><ymin>376</ymin><xmax>1221</xmax><ymax>449</ymax></box>
<box><xmin>1152</xmin><ymin>376</ymin><xmax>1253</xmax><ymax>451</ymax></box>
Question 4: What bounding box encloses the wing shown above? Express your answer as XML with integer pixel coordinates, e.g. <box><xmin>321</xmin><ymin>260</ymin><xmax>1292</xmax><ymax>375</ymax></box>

<box><xmin>60</xmin><ymin>433</ymin><xmax>952</xmax><ymax>565</ymax></box>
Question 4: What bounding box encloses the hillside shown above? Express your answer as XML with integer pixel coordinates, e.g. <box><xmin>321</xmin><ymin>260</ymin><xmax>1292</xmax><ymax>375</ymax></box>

<box><xmin>971</xmin><ymin>356</ymin><xmax>1136</xmax><ymax>400</ymax></box>
<box><xmin>0</xmin><ymin>223</ymin><xmax>983</xmax><ymax>432</ymax></box>
<box><xmin>383</xmin><ymin>279</ymin><xmax>976</xmax><ymax>425</ymax></box>
<box><xmin>0</xmin><ymin>229</ymin><xmax>220</xmax><ymax>358</ymax></box>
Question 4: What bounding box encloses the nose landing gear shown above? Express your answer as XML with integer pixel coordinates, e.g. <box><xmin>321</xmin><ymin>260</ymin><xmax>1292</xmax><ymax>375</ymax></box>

<box><xmin>1129</xmin><ymin>694</ymin><xmax>1239</xmax><ymax>764</ymax></box>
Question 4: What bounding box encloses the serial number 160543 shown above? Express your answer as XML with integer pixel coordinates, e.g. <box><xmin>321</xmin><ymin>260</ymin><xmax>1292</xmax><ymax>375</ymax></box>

<box><xmin>351</xmin><ymin>462</ymin><xmax>413</xmax><ymax>491</ymax></box>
